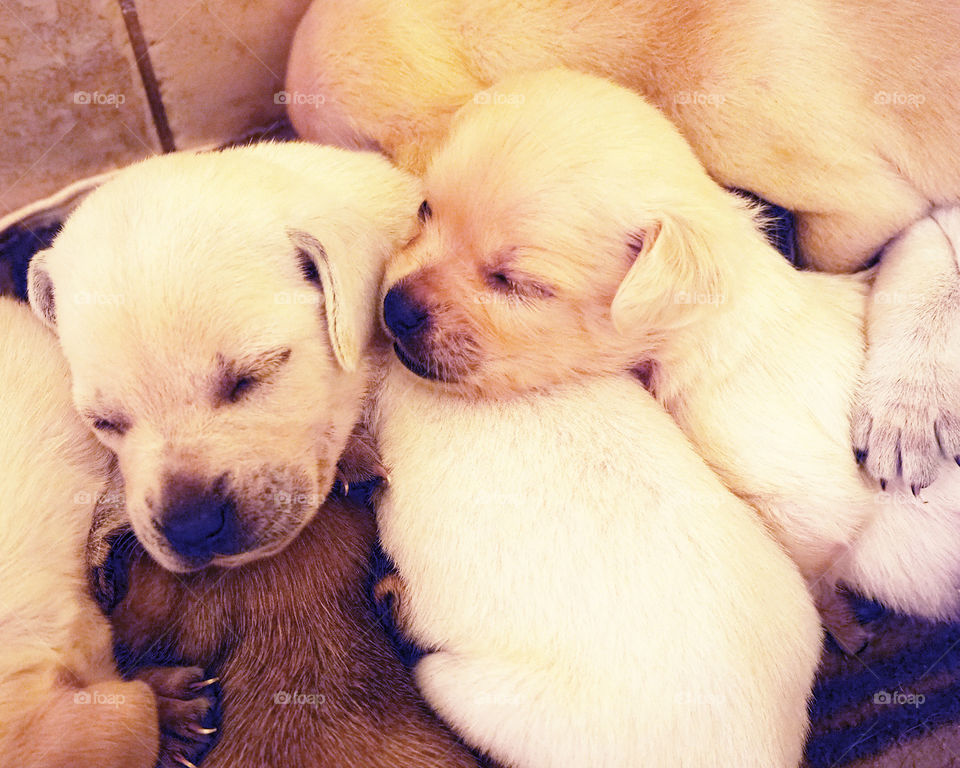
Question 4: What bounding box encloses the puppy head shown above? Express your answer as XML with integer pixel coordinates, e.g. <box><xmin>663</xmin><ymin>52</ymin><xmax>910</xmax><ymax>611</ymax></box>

<box><xmin>381</xmin><ymin>68</ymin><xmax>760</xmax><ymax>397</ymax></box>
<box><xmin>29</xmin><ymin>143</ymin><xmax>419</xmax><ymax>572</ymax></box>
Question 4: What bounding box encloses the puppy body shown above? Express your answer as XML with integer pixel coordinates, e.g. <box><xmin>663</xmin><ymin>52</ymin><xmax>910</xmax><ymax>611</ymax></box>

<box><xmin>96</xmin><ymin>490</ymin><xmax>481</xmax><ymax>768</ymax></box>
<box><xmin>645</xmin><ymin>206</ymin><xmax>960</xmax><ymax>621</ymax></box>
<box><xmin>383</xmin><ymin>68</ymin><xmax>960</xmax><ymax>624</ymax></box>
<box><xmin>287</xmin><ymin>0</ymin><xmax>960</xmax><ymax>272</ymax></box>
<box><xmin>373</xmin><ymin>365</ymin><xmax>821</xmax><ymax>768</ymax></box>
<box><xmin>28</xmin><ymin>142</ymin><xmax>420</xmax><ymax>573</ymax></box>
<box><xmin>0</xmin><ymin>298</ymin><xmax>159</xmax><ymax>768</ymax></box>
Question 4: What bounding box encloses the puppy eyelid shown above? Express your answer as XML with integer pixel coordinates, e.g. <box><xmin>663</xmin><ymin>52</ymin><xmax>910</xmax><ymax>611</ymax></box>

<box><xmin>88</xmin><ymin>415</ymin><xmax>129</xmax><ymax>436</ymax></box>
<box><xmin>418</xmin><ymin>200</ymin><xmax>432</xmax><ymax>222</ymax></box>
<box><xmin>217</xmin><ymin>348</ymin><xmax>291</xmax><ymax>405</ymax></box>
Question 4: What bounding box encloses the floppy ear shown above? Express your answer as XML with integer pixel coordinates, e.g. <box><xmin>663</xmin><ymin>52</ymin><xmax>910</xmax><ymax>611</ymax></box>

<box><xmin>288</xmin><ymin>228</ymin><xmax>382</xmax><ymax>372</ymax></box>
<box><xmin>26</xmin><ymin>249</ymin><xmax>58</xmax><ymax>331</ymax></box>
<box><xmin>610</xmin><ymin>214</ymin><xmax>726</xmax><ymax>336</ymax></box>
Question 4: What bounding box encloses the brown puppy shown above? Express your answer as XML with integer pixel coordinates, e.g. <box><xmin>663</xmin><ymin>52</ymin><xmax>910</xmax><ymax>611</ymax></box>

<box><xmin>88</xmin><ymin>477</ymin><xmax>482</xmax><ymax>768</ymax></box>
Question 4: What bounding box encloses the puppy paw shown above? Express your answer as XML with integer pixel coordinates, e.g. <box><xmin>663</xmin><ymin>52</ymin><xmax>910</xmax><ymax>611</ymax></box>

<box><xmin>136</xmin><ymin>666</ymin><xmax>220</xmax><ymax>768</ymax></box>
<box><xmin>374</xmin><ymin>572</ymin><xmax>411</xmax><ymax>635</ymax></box>
<box><xmin>87</xmin><ymin>484</ymin><xmax>139</xmax><ymax>613</ymax></box>
<box><xmin>852</xmin><ymin>371</ymin><xmax>960</xmax><ymax>493</ymax></box>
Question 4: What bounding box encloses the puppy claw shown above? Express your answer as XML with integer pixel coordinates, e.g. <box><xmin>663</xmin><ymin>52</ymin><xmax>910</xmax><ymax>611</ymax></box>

<box><xmin>854</xmin><ymin>448</ymin><xmax>867</xmax><ymax>465</ymax></box>
<box><xmin>880</xmin><ymin>478</ymin><xmax>887</xmax><ymax>491</ymax></box>
<box><xmin>137</xmin><ymin>666</ymin><xmax>219</xmax><ymax>768</ymax></box>
<box><xmin>189</xmin><ymin>676</ymin><xmax>220</xmax><ymax>692</ymax></box>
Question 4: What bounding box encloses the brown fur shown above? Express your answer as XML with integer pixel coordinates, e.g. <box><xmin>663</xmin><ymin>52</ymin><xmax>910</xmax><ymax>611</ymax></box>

<box><xmin>97</xmin><ymin>493</ymin><xmax>481</xmax><ymax>768</ymax></box>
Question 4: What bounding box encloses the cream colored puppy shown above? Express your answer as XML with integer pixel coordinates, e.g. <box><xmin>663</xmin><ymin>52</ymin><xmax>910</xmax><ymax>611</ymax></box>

<box><xmin>382</xmin><ymin>68</ymin><xmax>960</xmax><ymax>630</ymax></box>
<box><xmin>0</xmin><ymin>298</ymin><xmax>212</xmax><ymax>768</ymax></box>
<box><xmin>288</xmin><ymin>0</ymin><xmax>960</xmax><ymax>492</ymax></box>
<box><xmin>27</xmin><ymin>142</ymin><xmax>419</xmax><ymax>574</ymax></box>
<box><xmin>374</xmin><ymin>362</ymin><xmax>821</xmax><ymax>768</ymax></box>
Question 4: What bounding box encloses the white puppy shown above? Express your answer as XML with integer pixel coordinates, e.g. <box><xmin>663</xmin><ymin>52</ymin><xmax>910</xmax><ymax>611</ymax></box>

<box><xmin>0</xmin><ymin>298</ymin><xmax>211</xmax><ymax>768</ymax></box>
<box><xmin>380</xmin><ymin>68</ymin><xmax>960</xmax><ymax>635</ymax></box>
<box><xmin>26</xmin><ymin>142</ymin><xmax>419</xmax><ymax>573</ymax></box>
<box><xmin>373</xmin><ymin>363</ymin><xmax>821</xmax><ymax>767</ymax></box>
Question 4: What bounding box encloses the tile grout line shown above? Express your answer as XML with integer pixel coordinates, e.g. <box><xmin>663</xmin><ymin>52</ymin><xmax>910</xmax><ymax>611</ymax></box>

<box><xmin>116</xmin><ymin>0</ymin><xmax>176</xmax><ymax>153</ymax></box>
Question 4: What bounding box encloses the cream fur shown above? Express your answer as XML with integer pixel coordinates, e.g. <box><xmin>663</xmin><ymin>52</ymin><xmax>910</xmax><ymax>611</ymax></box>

<box><xmin>384</xmin><ymin>68</ymin><xmax>960</xmax><ymax>624</ymax></box>
<box><xmin>0</xmin><ymin>298</ymin><xmax>160</xmax><ymax>768</ymax></box>
<box><xmin>287</xmin><ymin>0</ymin><xmax>960</xmax><ymax>272</ymax></box>
<box><xmin>26</xmin><ymin>142</ymin><xmax>421</xmax><ymax>573</ymax></box>
<box><xmin>373</xmin><ymin>363</ymin><xmax>821</xmax><ymax>768</ymax></box>
<box><xmin>288</xmin><ymin>0</ymin><xmax>960</xmax><ymax>489</ymax></box>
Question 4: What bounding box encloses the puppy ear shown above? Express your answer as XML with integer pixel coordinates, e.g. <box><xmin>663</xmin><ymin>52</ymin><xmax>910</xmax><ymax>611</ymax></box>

<box><xmin>27</xmin><ymin>249</ymin><xmax>58</xmax><ymax>331</ymax></box>
<box><xmin>610</xmin><ymin>214</ymin><xmax>726</xmax><ymax>336</ymax></box>
<box><xmin>288</xmin><ymin>228</ymin><xmax>379</xmax><ymax>372</ymax></box>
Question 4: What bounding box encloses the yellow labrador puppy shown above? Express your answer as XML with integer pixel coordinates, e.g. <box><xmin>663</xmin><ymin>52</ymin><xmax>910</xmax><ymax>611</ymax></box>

<box><xmin>373</xmin><ymin>362</ymin><xmax>821</xmax><ymax>768</ymax></box>
<box><xmin>380</xmin><ymin>68</ymin><xmax>960</xmax><ymax>640</ymax></box>
<box><xmin>0</xmin><ymin>298</ymin><xmax>213</xmax><ymax>768</ymax></box>
<box><xmin>287</xmin><ymin>0</ymin><xmax>960</xmax><ymax>492</ymax></box>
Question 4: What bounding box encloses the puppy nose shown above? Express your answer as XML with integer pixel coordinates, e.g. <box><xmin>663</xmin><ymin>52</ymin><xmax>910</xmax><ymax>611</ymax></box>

<box><xmin>383</xmin><ymin>285</ymin><xmax>428</xmax><ymax>339</ymax></box>
<box><xmin>160</xmin><ymin>476</ymin><xmax>239</xmax><ymax>562</ymax></box>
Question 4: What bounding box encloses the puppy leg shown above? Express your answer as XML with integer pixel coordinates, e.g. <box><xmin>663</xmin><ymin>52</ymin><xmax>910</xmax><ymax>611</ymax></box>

<box><xmin>19</xmin><ymin>678</ymin><xmax>160</xmax><ymax>768</ymax></box>
<box><xmin>852</xmin><ymin>208</ymin><xmax>960</xmax><ymax>490</ymax></box>
<box><xmin>794</xmin><ymin>179</ymin><xmax>926</xmax><ymax>272</ymax></box>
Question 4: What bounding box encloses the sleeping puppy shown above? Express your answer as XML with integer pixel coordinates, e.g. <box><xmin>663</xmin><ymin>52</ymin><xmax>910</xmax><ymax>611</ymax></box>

<box><xmin>287</xmin><ymin>0</ymin><xmax>960</xmax><ymax>492</ymax></box>
<box><xmin>0</xmin><ymin>297</ymin><xmax>214</xmax><ymax>768</ymax></box>
<box><xmin>372</xmin><ymin>355</ymin><xmax>822</xmax><ymax>767</ymax></box>
<box><xmin>27</xmin><ymin>143</ymin><xmax>481</xmax><ymax>766</ymax></box>
<box><xmin>381</xmin><ymin>67</ymin><xmax>960</xmax><ymax>639</ymax></box>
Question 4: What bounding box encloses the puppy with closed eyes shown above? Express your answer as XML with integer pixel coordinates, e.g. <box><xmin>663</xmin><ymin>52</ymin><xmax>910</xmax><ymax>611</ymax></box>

<box><xmin>28</xmin><ymin>142</ymin><xmax>483</xmax><ymax>767</ymax></box>
<box><xmin>382</xmin><ymin>68</ymin><xmax>960</xmax><ymax>641</ymax></box>
<box><xmin>288</xmin><ymin>0</ymin><xmax>960</xmax><ymax>495</ymax></box>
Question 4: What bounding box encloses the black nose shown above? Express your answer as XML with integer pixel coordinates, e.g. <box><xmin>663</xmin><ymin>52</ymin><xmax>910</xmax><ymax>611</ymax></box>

<box><xmin>383</xmin><ymin>285</ymin><xmax>428</xmax><ymax>340</ymax></box>
<box><xmin>159</xmin><ymin>477</ymin><xmax>240</xmax><ymax>562</ymax></box>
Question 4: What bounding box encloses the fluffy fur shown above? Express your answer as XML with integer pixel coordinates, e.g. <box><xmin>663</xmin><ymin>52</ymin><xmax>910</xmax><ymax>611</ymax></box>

<box><xmin>372</xmin><ymin>363</ymin><xmax>821</xmax><ymax>767</ymax></box>
<box><xmin>0</xmin><ymin>298</ymin><xmax>212</xmax><ymax>768</ymax></box>
<box><xmin>382</xmin><ymin>68</ymin><xmax>960</xmax><ymax>630</ymax></box>
<box><xmin>27</xmin><ymin>142</ymin><xmax>420</xmax><ymax>573</ymax></box>
<box><xmin>88</xmin><ymin>490</ymin><xmax>482</xmax><ymax>768</ymax></box>
<box><xmin>287</xmin><ymin>0</ymin><xmax>960</xmax><ymax>490</ymax></box>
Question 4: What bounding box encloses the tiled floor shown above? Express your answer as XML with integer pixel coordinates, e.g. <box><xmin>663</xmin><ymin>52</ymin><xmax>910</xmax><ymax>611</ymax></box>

<box><xmin>0</xmin><ymin>0</ymin><xmax>310</xmax><ymax>217</ymax></box>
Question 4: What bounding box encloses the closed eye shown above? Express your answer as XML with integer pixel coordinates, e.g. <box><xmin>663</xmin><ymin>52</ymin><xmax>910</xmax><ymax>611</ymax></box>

<box><xmin>89</xmin><ymin>415</ymin><xmax>129</xmax><ymax>436</ymax></box>
<box><xmin>227</xmin><ymin>375</ymin><xmax>257</xmax><ymax>403</ymax></box>
<box><xmin>486</xmin><ymin>270</ymin><xmax>554</xmax><ymax>298</ymax></box>
<box><xmin>217</xmin><ymin>347</ymin><xmax>291</xmax><ymax>405</ymax></box>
